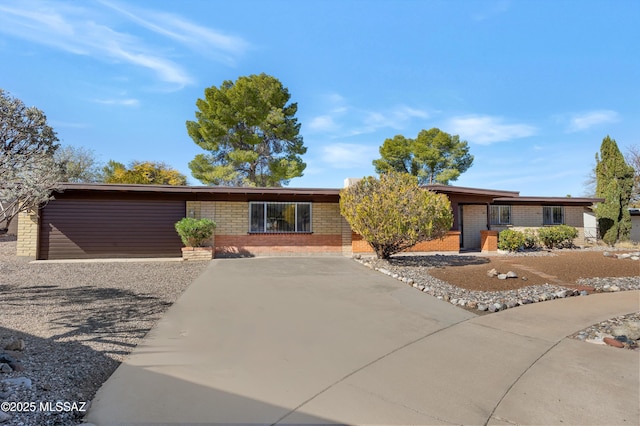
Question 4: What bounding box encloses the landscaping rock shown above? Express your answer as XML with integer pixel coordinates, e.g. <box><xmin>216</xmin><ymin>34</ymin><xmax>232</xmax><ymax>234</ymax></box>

<box><xmin>417</xmin><ymin>284</ymin><xmax>426</xmax><ymax>291</ymax></box>
<box><xmin>554</xmin><ymin>290</ymin><xmax>569</xmax><ymax>298</ymax></box>
<box><xmin>0</xmin><ymin>364</ymin><xmax>11</xmax><ymax>374</ymax></box>
<box><xmin>487</xmin><ymin>268</ymin><xmax>498</xmax><ymax>277</ymax></box>
<box><xmin>3</xmin><ymin>338</ymin><xmax>24</xmax><ymax>351</ymax></box>
<box><xmin>466</xmin><ymin>301</ymin><xmax>477</xmax><ymax>309</ymax></box>
<box><xmin>609</xmin><ymin>285</ymin><xmax>621</xmax><ymax>292</ymax></box>
<box><xmin>506</xmin><ymin>271</ymin><xmax>518</xmax><ymax>278</ymax></box>
<box><xmin>477</xmin><ymin>304</ymin><xmax>488</xmax><ymax>311</ymax></box>
<box><xmin>521</xmin><ymin>276</ymin><xmax>528</xmax><ymax>281</ymax></box>
<box><xmin>631</xmin><ymin>256</ymin><xmax>640</xmax><ymax>261</ymax></box>
<box><xmin>497</xmin><ymin>274</ymin><xmax>508</xmax><ymax>280</ymax></box>
<box><xmin>613</xmin><ymin>322</ymin><xmax>640</xmax><ymax>340</ymax></box>
<box><xmin>8</xmin><ymin>361</ymin><xmax>24</xmax><ymax>372</ymax></box>
<box><xmin>579</xmin><ymin>290</ymin><xmax>589</xmax><ymax>296</ymax></box>
<box><xmin>1</xmin><ymin>377</ymin><xmax>32</xmax><ymax>389</ymax></box>
<box><xmin>603</xmin><ymin>337</ymin><xmax>625</xmax><ymax>348</ymax></box>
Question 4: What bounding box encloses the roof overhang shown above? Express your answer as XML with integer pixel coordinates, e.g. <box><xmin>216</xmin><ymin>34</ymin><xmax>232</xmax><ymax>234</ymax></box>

<box><xmin>424</xmin><ymin>184</ymin><xmax>520</xmax><ymax>198</ymax></box>
<box><xmin>493</xmin><ymin>196</ymin><xmax>604</xmax><ymax>206</ymax></box>
<box><xmin>52</xmin><ymin>183</ymin><xmax>341</xmax><ymax>202</ymax></box>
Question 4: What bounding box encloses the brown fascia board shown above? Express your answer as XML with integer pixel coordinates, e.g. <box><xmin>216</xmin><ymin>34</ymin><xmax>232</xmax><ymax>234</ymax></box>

<box><xmin>424</xmin><ymin>184</ymin><xmax>520</xmax><ymax>198</ymax></box>
<box><xmin>53</xmin><ymin>183</ymin><xmax>341</xmax><ymax>199</ymax></box>
<box><xmin>493</xmin><ymin>196</ymin><xmax>605</xmax><ymax>206</ymax></box>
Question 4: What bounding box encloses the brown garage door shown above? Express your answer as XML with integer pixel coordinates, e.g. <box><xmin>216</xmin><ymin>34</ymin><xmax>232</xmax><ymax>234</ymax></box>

<box><xmin>39</xmin><ymin>199</ymin><xmax>185</xmax><ymax>259</ymax></box>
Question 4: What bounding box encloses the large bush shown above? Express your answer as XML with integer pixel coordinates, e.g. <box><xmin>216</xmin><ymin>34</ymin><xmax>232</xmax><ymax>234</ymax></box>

<box><xmin>537</xmin><ymin>225</ymin><xmax>578</xmax><ymax>249</ymax></box>
<box><xmin>340</xmin><ymin>172</ymin><xmax>453</xmax><ymax>259</ymax></box>
<box><xmin>175</xmin><ymin>217</ymin><xmax>216</xmax><ymax>247</ymax></box>
<box><xmin>498</xmin><ymin>229</ymin><xmax>526</xmax><ymax>252</ymax></box>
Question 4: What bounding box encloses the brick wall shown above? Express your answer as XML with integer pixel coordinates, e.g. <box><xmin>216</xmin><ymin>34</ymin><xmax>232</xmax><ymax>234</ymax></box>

<box><xmin>490</xmin><ymin>205</ymin><xmax>588</xmax><ymax>244</ymax></box>
<box><xmin>215</xmin><ymin>234</ymin><xmax>342</xmax><ymax>257</ymax></box>
<box><xmin>188</xmin><ymin>201</ymin><xmax>345</xmax><ymax>256</ymax></box>
<box><xmin>352</xmin><ymin>231</ymin><xmax>460</xmax><ymax>253</ymax></box>
<box><xmin>16</xmin><ymin>210</ymin><xmax>39</xmax><ymax>258</ymax></box>
<box><xmin>481</xmin><ymin>230</ymin><xmax>498</xmax><ymax>252</ymax></box>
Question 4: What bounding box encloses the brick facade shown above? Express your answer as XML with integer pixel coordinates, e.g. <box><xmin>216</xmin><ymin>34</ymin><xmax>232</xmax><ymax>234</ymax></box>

<box><xmin>16</xmin><ymin>210</ymin><xmax>39</xmax><ymax>258</ymax></box>
<box><xmin>186</xmin><ymin>201</ymin><xmax>345</xmax><ymax>257</ymax></box>
<box><xmin>490</xmin><ymin>205</ymin><xmax>587</xmax><ymax>244</ymax></box>
<box><xmin>352</xmin><ymin>231</ymin><xmax>461</xmax><ymax>253</ymax></box>
<box><xmin>481</xmin><ymin>230</ymin><xmax>498</xmax><ymax>252</ymax></box>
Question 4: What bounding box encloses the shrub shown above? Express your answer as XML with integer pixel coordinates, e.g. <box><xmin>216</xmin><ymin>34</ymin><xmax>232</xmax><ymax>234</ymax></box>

<box><xmin>523</xmin><ymin>228</ymin><xmax>539</xmax><ymax>249</ymax></box>
<box><xmin>340</xmin><ymin>172</ymin><xmax>453</xmax><ymax>259</ymax></box>
<box><xmin>175</xmin><ymin>217</ymin><xmax>216</xmax><ymax>247</ymax></box>
<box><xmin>537</xmin><ymin>225</ymin><xmax>578</xmax><ymax>249</ymax></box>
<box><xmin>498</xmin><ymin>229</ymin><xmax>526</xmax><ymax>252</ymax></box>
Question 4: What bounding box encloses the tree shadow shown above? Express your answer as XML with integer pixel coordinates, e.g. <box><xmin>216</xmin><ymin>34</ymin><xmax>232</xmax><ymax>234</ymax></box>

<box><xmin>0</xmin><ymin>282</ymin><xmax>172</xmax><ymax>358</ymax></box>
<box><xmin>0</xmin><ymin>325</ymin><xmax>117</xmax><ymax>425</ymax></box>
<box><xmin>215</xmin><ymin>246</ymin><xmax>256</xmax><ymax>258</ymax></box>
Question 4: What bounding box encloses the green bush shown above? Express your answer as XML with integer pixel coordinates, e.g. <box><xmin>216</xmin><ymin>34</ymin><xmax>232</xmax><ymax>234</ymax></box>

<box><xmin>537</xmin><ymin>225</ymin><xmax>578</xmax><ymax>249</ymax></box>
<box><xmin>340</xmin><ymin>172</ymin><xmax>453</xmax><ymax>259</ymax></box>
<box><xmin>498</xmin><ymin>229</ymin><xmax>526</xmax><ymax>252</ymax></box>
<box><xmin>523</xmin><ymin>228</ymin><xmax>539</xmax><ymax>249</ymax></box>
<box><xmin>175</xmin><ymin>217</ymin><xmax>216</xmax><ymax>247</ymax></box>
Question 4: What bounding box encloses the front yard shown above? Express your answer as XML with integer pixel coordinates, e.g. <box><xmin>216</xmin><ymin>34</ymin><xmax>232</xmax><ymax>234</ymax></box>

<box><xmin>0</xmin><ymin>236</ymin><xmax>208</xmax><ymax>425</ymax></box>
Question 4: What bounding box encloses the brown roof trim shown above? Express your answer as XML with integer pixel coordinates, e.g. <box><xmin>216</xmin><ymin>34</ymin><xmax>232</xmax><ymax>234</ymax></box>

<box><xmin>424</xmin><ymin>184</ymin><xmax>519</xmax><ymax>198</ymax></box>
<box><xmin>55</xmin><ymin>183</ymin><xmax>341</xmax><ymax>196</ymax></box>
<box><xmin>493</xmin><ymin>196</ymin><xmax>604</xmax><ymax>206</ymax></box>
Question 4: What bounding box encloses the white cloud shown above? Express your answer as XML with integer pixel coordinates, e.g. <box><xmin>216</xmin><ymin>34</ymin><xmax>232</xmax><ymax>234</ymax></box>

<box><xmin>567</xmin><ymin>110</ymin><xmax>619</xmax><ymax>132</ymax></box>
<box><xmin>99</xmin><ymin>0</ymin><xmax>249</xmax><ymax>64</ymax></box>
<box><xmin>308</xmin><ymin>115</ymin><xmax>338</xmax><ymax>132</ymax></box>
<box><xmin>362</xmin><ymin>106</ymin><xmax>430</xmax><ymax>131</ymax></box>
<box><xmin>0</xmin><ymin>0</ymin><xmax>249</xmax><ymax>88</ymax></box>
<box><xmin>447</xmin><ymin>115</ymin><xmax>536</xmax><ymax>145</ymax></box>
<box><xmin>321</xmin><ymin>143</ymin><xmax>377</xmax><ymax>169</ymax></box>
<box><xmin>92</xmin><ymin>98</ymin><xmax>140</xmax><ymax>106</ymax></box>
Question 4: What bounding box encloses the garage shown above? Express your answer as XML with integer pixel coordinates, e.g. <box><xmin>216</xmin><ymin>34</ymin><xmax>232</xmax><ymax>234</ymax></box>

<box><xmin>39</xmin><ymin>198</ymin><xmax>185</xmax><ymax>260</ymax></box>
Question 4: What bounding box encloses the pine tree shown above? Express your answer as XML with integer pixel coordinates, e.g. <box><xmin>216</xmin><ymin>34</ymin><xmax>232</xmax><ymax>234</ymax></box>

<box><xmin>595</xmin><ymin>136</ymin><xmax>634</xmax><ymax>245</ymax></box>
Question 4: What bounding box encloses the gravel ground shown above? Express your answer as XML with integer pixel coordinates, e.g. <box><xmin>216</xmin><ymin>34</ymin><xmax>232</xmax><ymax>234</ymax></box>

<box><xmin>0</xmin><ymin>236</ymin><xmax>208</xmax><ymax>425</ymax></box>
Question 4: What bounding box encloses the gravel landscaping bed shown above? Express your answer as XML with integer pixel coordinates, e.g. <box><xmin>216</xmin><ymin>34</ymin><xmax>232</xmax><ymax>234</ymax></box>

<box><xmin>355</xmin><ymin>251</ymin><xmax>640</xmax><ymax>350</ymax></box>
<box><xmin>0</xmin><ymin>236</ymin><xmax>208</xmax><ymax>425</ymax></box>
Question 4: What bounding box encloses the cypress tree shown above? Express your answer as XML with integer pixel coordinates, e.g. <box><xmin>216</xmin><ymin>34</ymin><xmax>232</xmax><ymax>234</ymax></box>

<box><xmin>595</xmin><ymin>136</ymin><xmax>634</xmax><ymax>245</ymax></box>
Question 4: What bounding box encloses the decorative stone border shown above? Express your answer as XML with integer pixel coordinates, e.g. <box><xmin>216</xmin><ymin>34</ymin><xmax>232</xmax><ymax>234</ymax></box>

<box><xmin>353</xmin><ymin>255</ymin><xmax>639</xmax><ymax>313</ymax></box>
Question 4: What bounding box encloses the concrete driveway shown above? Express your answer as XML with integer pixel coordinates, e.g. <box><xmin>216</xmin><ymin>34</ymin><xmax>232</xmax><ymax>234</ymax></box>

<box><xmin>86</xmin><ymin>257</ymin><xmax>639</xmax><ymax>425</ymax></box>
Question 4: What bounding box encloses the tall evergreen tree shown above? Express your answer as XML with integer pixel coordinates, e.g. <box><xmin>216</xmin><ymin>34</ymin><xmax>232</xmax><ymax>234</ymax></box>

<box><xmin>186</xmin><ymin>74</ymin><xmax>306</xmax><ymax>187</ymax></box>
<box><xmin>373</xmin><ymin>128</ymin><xmax>473</xmax><ymax>185</ymax></box>
<box><xmin>595</xmin><ymin>136</ymin><xmax>634</xmax><ymax>245</ymax></box>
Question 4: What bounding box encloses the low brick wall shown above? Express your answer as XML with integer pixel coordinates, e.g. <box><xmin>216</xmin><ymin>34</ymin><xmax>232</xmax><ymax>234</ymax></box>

<box><xmin>181</xmin><ymin>247</ymin><xmax>213</xmax><ymax>261</ymax></box>
<box><xmin>481</xmin><ymin>230</ymin><xmax>498</xmax><ymax>252</ymax></box>
<box><xmin>215</xmin><ymin>234</ymin><xmax>343</xmax><ymax>257</ymax></box>
<box><xmin>352</xmin><ymin>231</ymin><xmax>461</xmax><ymax>253</ymax></box>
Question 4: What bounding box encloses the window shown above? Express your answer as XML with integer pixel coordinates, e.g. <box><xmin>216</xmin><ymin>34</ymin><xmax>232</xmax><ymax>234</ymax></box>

<box><xmin>490</xmin><ymin>205</ymin><xmax>511</xmax><ymax>225</ymax></box>
<box><xmin>249</xmin><ymin>202</ymin><xmax>311</xmax><ymax>233</ymax></box>
<box><xmin>543</xmin><ymin>206</ymin><xmax>564</xmax><ymax>225</ymax></box>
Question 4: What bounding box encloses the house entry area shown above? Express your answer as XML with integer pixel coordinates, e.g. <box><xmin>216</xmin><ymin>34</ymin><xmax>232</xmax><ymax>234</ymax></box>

<box><xmin>460</xmin><ymin>204</ymin><xmax>487</xmax><ymax>250</ymax></box>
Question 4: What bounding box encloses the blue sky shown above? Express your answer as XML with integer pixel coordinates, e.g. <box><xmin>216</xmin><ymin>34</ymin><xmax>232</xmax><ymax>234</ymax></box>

<box><xmin>1</xmin><ymin>0</ymin><xmax>638</xmax><ymax>196</ymax></box>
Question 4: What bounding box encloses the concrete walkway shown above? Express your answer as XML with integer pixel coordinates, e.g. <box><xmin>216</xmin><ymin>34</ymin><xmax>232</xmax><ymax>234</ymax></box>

<box><xmin>86</xmin><ymin>258</ymin><xmax>640</xmax><ymax>425</ymax></box>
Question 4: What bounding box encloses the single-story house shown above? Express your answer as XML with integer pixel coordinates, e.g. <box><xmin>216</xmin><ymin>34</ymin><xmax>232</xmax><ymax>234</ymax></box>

<box><xmin>16</xmin><ymin>182</ymin><xmax>602</xmax><ymax>260</ymax></box>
